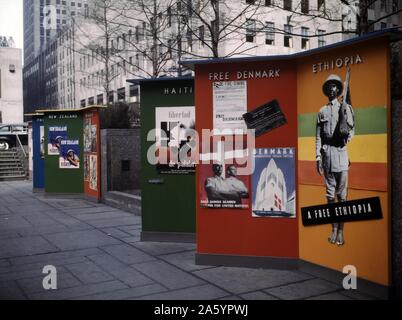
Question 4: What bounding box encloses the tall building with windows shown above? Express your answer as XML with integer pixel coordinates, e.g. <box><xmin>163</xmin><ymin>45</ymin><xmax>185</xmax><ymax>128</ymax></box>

<box><xmin>0</xmin><ymin>47</ymin><xmax>23</xmax><ymax>124</ymax></box>
<box><xmin>23</xmin><ymin>0</ymin><xmax>88</xmax><ymax>65</ymax></box>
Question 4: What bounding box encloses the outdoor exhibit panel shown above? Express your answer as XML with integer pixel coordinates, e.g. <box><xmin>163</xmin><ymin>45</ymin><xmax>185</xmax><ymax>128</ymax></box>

<box><xmin>83</xmin><ymin>107</ymin><xmax>101</xmax><ymax>201</ymax></box>
<box><xmin>138</xmin><ymin>77</ymin><xmax>196</xmax><ymax>240</ymax></box>
<box><xmin>297</xmin><ymin>36</ymin><xmax>391</xmax><ymax>286</ymax></box>
<box><xmin>193</xmin><ymin>59</ymin><xmax>299</xmax><ymax>262</ymax></box>
<box><xmin>31</xmin><ymin>114</ymin><xmax>45</xmax><ymax>190</ymax></box>
<box><xmin>43</xmin><ymin>110</ymin><xmax>84</xmax><ymax>194</ymax></box>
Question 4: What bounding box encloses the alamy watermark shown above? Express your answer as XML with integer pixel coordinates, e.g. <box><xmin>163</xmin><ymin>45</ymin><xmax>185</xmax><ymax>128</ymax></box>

<box><xmin>42</xmin><ymin>265</ymin><xmax>57</xmax><ymax>290</ymax></box>
<box><xmin>342</xmin><ymin>265</ymin><xmax>357</xmax><ymax>290</ymax></box>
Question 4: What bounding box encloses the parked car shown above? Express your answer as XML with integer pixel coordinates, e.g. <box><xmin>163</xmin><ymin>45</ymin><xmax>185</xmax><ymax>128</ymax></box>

<box><xmin>0</xmin><ymin>123</ymin><xmax>28</xmax><ymax>151</ymax></box>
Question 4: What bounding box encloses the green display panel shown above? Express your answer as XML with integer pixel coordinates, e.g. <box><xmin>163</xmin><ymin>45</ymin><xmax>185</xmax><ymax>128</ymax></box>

<box><xmin>44</xmin><ymin>112</ymin><xmax>84</xmax><ymax>193</ymax></box>
<box><xmin>140</xmin><ymin>78</ymin><xmax>195</xmax><ymax>233</ymax></box>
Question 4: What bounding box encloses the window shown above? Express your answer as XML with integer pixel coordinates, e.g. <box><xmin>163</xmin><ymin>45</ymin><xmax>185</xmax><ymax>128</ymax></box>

<box><xmin>301</xmin><ymin>27</ymin><xmax>309</xmax><ymax>49</ymax></box>
<box><xmin>381</xmin><ymin>22</ymin><xmax>387</xmax><ymax>29</ymax></box>
<box><xmin>284</xmin><ymin>0</ymin><xmax>292</xmax><ymax>11</ymax></box>
<box><xmin>284</xmin><ymin>24</ymin><xmax>293</xmax><ymax>47</ymax></box>
<box><xmin>97</xmin><ymin>94</ymin><xmax>103</xmax><ymax>104</ymax></box>
<box><xmin>199</xmin><ymin>25</ymin><xmax>205</xmax><ymax>44</ymax></box>
<box><xmin>78</xmin><ymin>3</ymin><xmax>82</xmax><ymax>7</ymax></box>
<box><xmin>117</xmin><ymin>87</ymin><xmax>125</xmax><ymax>101</ymax></box>
<box><xmin>318</xmin><ymin>29</ymin><xmax>325</xmax><ymax>47</ymax></box>
<box><xmin>108</xmin><ymin>91</ymin><xmax>114</xmax><ymax>103</ymax></box>
<box><xmin>265</xmin><ymin>22</ymin><xmax>274</xmax><ymax>45</ymax></box>
<box><xmin>246</xmin><ymin>19</ymin><xmax>256</xmax><ymax>42</ymax></box>
<box><xmin>246</xmin><ymin>0</ymin><xmax>256</xmax><ymax>4</ymax></box>
<box><xmin>186</xmin><ymin>28</ymin><xmax>193</xmax><ymax>52</ymax></box>
<box><xmin>301</xmin><ymin>0</ymin><xmax>309</xmax><ymax>14</ymax></box>
<box><xmin>88</xmin><ymin>96</ymin><xmax>94</xmax><ymax>105</ymax></box>
<box><xmin>265</xmin><ymin>0</ymin><xmax>272</xmax><ymax>6</ymax></box>
<box><xmin>71</xmin><ymin>2</ymin><xmax>75</xmax><ymax>6</ymax></box>
<box><xmin>318</xmin><ymin>0</ymin><xmax>325</xmax><ymax>11</ymax></box>
<box><xmin>392</xmin><ymin>0</ymin><xmax>398</xmax><ymax>12</ymax></box>
<box><xmin>380</xmin><ymin>0</ymin><xmax>387</xmax><ymax>11</ymax></box>
<box><xmin>80</xmin><ymin>99</ymin><xmax>86</xmax><ymax>107</ymax></box>
<box><xmin>129</xmin><ymin>85</ymin><xmax>138</xmax><ymax>97</ymax></box>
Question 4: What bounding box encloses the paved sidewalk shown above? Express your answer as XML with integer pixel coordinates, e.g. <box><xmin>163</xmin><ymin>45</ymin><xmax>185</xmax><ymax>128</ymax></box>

<box><xmin>0</xmin><ymin>180</ymin><xmax>376</xmax><ymax>300</ymax></box>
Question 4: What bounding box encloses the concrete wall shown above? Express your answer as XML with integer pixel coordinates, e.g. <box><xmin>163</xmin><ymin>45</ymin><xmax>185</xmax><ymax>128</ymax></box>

<box><xmin>392</xmin><ymin>99</ymin><xmax>402</xmax><ymax>298</ymax></box>
<box><xmin>101</xmin><ymin>128</ymin><xmax>140</xmax><ymax>192</ymax></box>
<box><xmin>0</xmin><ymin>47</ymin><xmax>23</xmax><ymax>124</ymax></box>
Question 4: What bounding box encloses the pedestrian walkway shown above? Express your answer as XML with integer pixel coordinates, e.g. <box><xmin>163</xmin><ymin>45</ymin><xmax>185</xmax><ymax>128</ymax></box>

<box><xmin>0</xmin><ymin>181</ymin><xmax>377</xmax><ymax>300</ymax></box>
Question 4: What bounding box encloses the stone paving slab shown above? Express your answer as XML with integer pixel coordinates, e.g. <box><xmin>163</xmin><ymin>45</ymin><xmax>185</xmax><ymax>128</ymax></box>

<box><xmin>132</xmin><ymin>260</ymin><xmax>206</xmax><ymax>290</ymax></box>
<box><xmin>0</xmin><ymin>259</ymin><xmax>10</xmax><ymax>268</ymax></box>
<box><xmin>306</xmin><ymin>292</ymin><xmax>352</xmax><ymax>300</ymax></box>
<box><xmin>60</xmin><ymin>206</ymin><xmax>125</xmax><ymax>215</ymax></box>
<box><xmin>0</xmin><ymin>265</ymin><xmax>68</xmax><ymax>282</ymax></box>
<box><xmin>43</xmin><ymin>229</ymin><xmax>120</xmax><ymax>251</ymax></box>
<box><xmin>65</xmin><ymin>261</ymin><xmax>115</xmax><ymax>284</ymax></box>
<box><xmin>0</xmin><ymin>236</ymin><xmax>59</xmax><ymax>259</ymax></box>
<box><xmin>0</xmin><ymin>280</ymin><xmax>26</xmax><ymax>300</ymax></box>
<box><xmin>74</xmin><ymin>283</ymin><xmax>167</xmax><ymax>300</ymax></box>
<box><xmin>0</xmin><ymin>231</ymin><xmax>21</xmax><ymax>240</ymax></box>
<box><xmin>137</xmin><ymin>284</ymin><xmax>229</xmax><ymax>300</ymax></box>
<box><xmin>131</xmin><ymin>241</ymin><xmax>196</xmax><ymax>256</ymax></box>
<box><xmin>27</xmin><ymin>280</ymin><xmax>128</xmax><ymax>300</ymax></box>
<box><xmin>6</xmin><ymin>204</ymin><xmax>55</xmax><ymax>214</ymax></box>
<box><xmin>0</xmin><ymin>256</ymin><xmax>87</xmax><ymax>275</ymax></box>
<box><xmin>0</xmin><ymin>216</ymin><xmax>32</xmax><ymax>230</ymax></box>
<box><xmin>193</xmin><ymin>267</ymin><xmax>314</xmax><ymax>295</ymax></box>
<box><xmin>240</xmin><ymin>291</ymin><xmax>280</xmax><ymax>300</ymax></box>
<box><xmin>9</xmin><ymin>248</ymin><xmax>103</xmax><ymax>266</ymax></box>
<box><xmin>17</xmin><ymin>272</ymin><xmax>82</xmax><ymax>294</ymax></box>
<box><xmin>85</xmin><ymin>217</ymin><xmax>142</xmax><ymax>228</ymax></box>
<box><xmin>159</xmin><ymin>251</ymin><xmax>215</xmax><ymax>272</ymax></box>
<box><xmin>88</xmin><ymin>254</ymin><xmax>155</xmax><ymax>287</ymax></box>
<box><xmin>75</xmin><ymin>211</ymin><xmax>133</xmax><ymax>221</ymax></box>
<box><xmin>264</xmin><ymin>278</ymin><xmax>341</xmax><ymax>300</ymax></box>
<box><xmin>16</xmin><ymin>224</ymin><xmax>73</xmax><ymax>237</ymax></box>
<box><xmin>101</xmin><ymin>244</ymin><xmax>156</xmax><ymax>265</ymax></box>
<box><xmin>339</xmin><ymin>290</ymin><xmax>377</xmax><ymax>300</ymax></box>
<box><xmin>100</xmin><ymin>227</ymin><xmax>133</xmax><ymax>239</ymax></box>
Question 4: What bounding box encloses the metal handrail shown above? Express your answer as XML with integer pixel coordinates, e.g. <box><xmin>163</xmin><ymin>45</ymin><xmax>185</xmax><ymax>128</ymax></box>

<box><xmin>15</xmin><ymin>133</ymin><xmax>27</xmax><ymax>158</ymax></box>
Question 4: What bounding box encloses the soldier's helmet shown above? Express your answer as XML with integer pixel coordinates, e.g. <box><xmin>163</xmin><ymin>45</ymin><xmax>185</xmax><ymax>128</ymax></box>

<box><xmin>322</xmin><ymin>74</ymin><xmax>343</xmax><ymax>97</ymax></box>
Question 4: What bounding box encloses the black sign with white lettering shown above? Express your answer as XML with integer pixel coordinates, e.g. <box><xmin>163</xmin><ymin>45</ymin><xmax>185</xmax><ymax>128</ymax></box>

<box><xmin>242</xmin><ymin>99</ymin><xmax>287</xmax><ymax>137</ymax></box>
<box><xmin>301</xmin><ymin>197</ymin><xmax>383</xmax><ymax>226</ymax></box>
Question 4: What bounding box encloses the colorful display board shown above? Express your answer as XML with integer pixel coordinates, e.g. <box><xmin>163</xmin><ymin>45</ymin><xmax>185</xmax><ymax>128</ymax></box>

<box><xmin>39</xmin><ymin>107</ymin><xmax>102</xmax><ymax>200</ymax></box>
<box><xmin>133</xmin><ymin>77</ymin><xmax>196</xmax><ymax>242</ymax></box>
<box><xmin>183</xmin><ymin>31</ymin><xmax>397</xmax><ymax>290</ymax></box>
<box><xmin>31</xmin><ymin>114</ymin><xmax>45</xmax><ymax>191</ymax></box>
<box><xmin>297</xmin><ymin>37</ymin><xmax>391</xmax><ymax>286</ymax></box>
<box><xmin>43</xmin><ymin>111</ymin><xmax>84</xmax><ymax>194</ymax></box>
<box><xmin>192</xmin><ymin>59</ymin><xmax>299</xmax><ymax>262</ymax></box>
<box><xmin>83</xmin><ymin>108</ymin><xmax>101</xmax><ymax>201</ymax></box>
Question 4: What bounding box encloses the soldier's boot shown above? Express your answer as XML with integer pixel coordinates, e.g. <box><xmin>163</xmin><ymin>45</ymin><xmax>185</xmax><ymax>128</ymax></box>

<box><xmin>336</xmin><ymin>223</ymin><xmax>344</xmax><ymax>246</ymax></box>
<box><xmin>327</xmin><ymin>198</ymin><xmax>337</xmax><ymax>244</ymax></box>
<box><xmin>328</xmin><ymin>223</ymin><xmax>338</xmax><ymax>244</ymax></box>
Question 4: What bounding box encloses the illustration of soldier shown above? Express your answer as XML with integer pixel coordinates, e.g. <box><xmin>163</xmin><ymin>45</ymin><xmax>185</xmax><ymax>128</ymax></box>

<box><xmin>315</xmin><ymin>68</ymin><xmax>354</xmax><ymax>246</ymax></box>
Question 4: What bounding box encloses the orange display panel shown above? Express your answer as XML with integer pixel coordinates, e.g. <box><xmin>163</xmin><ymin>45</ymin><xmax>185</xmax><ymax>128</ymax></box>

<box><xmin>297</xmin><ymin>37</ymin><xmax>391</xmax><ymax>286</ymax></box>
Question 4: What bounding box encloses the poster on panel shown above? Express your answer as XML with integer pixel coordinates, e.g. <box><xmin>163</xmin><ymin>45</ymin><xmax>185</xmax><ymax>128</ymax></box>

<box><xmin>155</xmin><ymin>106</ymin><xmax>196</xmax><ymax>174</ymax></box>
<box><xmin>48</xmin><ymin>125</ymin><xmax>67</xmax><ymax>155</ymax></box>
<box><xmin>252</xmin><ymin>147</ymin><xmax>296</xmax><ymax>218</ymax></box>
<box><xmin>59</xmin><ymin>139</ymin><xmax>80</xmax><ymax>169</ymax></box>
